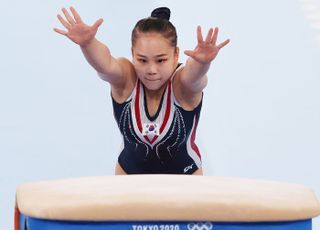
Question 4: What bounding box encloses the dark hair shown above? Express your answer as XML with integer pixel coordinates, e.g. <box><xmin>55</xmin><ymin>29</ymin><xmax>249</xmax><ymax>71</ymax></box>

<box><xmin>131</xmin><ymin>7</ymin><xmax>177</xmax><ymax>48</ymax></box>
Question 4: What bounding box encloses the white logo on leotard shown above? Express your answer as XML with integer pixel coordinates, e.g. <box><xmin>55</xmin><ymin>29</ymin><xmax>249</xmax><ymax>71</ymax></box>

<box><xmin>184</xmin><ymin>163</ymin><xmax>194</xmax><ymax>173</ymax></box>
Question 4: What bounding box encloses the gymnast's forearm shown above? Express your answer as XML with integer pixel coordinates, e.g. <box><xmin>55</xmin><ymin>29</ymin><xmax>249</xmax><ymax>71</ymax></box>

<box><xmin>80</xmin><ymin>38</ymin><xmax>122</xmax><ymax>82</ymax></box>
<box><xmin>182</xmin><ymin>58</ymin><xmax>210</xmax><ymax>92</ymax></box>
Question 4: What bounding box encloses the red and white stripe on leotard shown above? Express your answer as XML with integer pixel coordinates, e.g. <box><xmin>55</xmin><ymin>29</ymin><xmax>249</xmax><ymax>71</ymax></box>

<box><xmin>186</xmin><ymin>114</ymin><xmax>202</xmax><ymax>168</ymax></box>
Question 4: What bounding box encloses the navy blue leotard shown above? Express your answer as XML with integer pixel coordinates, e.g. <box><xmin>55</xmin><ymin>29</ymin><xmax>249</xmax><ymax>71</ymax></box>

<box><xmin>112</xmin><ymin>64</ymin><xmax>203</xmax><ymax>174</ymax></box>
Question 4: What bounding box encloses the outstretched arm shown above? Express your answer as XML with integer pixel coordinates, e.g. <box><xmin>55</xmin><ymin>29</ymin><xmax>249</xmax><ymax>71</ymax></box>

<box><xmin>54</xmin><ymin>7</ymin><xmax>128</xmax><ymax>87</ymax></box>
<box><xmin>180</xmin><ymin>26</ymin><xmax>230</xmax><ymax>93</ymax></box>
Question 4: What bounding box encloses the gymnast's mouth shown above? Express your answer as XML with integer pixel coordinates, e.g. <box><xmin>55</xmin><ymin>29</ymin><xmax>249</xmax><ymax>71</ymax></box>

<box><xmin>145</xmin><ymin>78</ymin><xmax>160</xmax><ymax>82</ymax></box>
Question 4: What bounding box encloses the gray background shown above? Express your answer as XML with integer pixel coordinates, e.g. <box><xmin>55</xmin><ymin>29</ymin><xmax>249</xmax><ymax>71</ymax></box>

<box><xmin>1</xmin><ymin>0</ymin><xmax>319</xmax><ymax>229</ymax></box>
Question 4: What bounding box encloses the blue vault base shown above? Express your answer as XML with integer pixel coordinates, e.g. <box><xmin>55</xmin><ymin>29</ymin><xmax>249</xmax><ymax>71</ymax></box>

<box><xmin>20</xmin><ymin>215</ymin><xmax>312</xmax><ymax>230</ymax></box>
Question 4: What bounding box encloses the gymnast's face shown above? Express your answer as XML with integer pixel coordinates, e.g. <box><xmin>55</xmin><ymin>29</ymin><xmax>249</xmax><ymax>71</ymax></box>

<box><xmin>132</xmin><ymin>32</ymin><xmax>179</xmax><ymax>91</ymax></box>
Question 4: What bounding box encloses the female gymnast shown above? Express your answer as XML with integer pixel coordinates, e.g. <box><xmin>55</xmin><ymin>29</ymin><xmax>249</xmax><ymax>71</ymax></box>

<box><xmin>54</xmin><ymin>6</ymin><xmax>230</xmax><ymax>175</ymax></box>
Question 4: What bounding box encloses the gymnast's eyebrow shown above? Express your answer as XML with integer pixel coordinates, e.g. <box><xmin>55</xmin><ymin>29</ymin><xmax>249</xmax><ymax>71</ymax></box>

<box><xmin>136</xmin><ymin>54</ymin><xmax>168</xmax><ymax>58</ymax></box>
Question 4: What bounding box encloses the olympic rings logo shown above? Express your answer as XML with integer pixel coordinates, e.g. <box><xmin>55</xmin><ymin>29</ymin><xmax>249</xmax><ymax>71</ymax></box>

<box><xmin>187</xmin><ymin>222</ymin><xmax>213</xmax><ymax>230</ymax></box>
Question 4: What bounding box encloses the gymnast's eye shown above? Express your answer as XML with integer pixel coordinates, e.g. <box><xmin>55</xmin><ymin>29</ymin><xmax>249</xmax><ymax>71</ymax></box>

<box><xmin>157</xmin><ymin>58</ymin><xmax>167</xmax><ymax>63</ymax></box>
<box><xmin>138</xmin><ymin>58</ymin><xmax>147</xmax><ymax>63</ymax></box>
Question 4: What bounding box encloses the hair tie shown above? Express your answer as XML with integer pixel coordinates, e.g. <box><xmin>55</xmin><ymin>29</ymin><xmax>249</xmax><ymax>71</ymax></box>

<box><xmin>151</xmin><ymin>7</ymin><xmax>171</xmax><ymax>20</ymax></box>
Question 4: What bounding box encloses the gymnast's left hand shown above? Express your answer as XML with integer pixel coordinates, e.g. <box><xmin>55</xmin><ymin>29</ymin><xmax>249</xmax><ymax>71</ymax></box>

<box><xmin>184</xmin><ymin>26</ymin><xmax>230</xmax><ymax>64</ymax></box>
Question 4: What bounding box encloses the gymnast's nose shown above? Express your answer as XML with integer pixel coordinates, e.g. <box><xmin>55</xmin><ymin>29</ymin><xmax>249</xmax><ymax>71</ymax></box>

<box><xmin>147</xmin><ymin>63</ymin><xmax>157</xmax><ymax>76</ymax></box>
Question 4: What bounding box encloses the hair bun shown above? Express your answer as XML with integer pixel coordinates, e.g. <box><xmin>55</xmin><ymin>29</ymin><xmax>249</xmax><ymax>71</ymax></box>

<box><xmin>151</xmin><ymin>7</ymin><xmax>171</xmax><ymax>20</ymax></box>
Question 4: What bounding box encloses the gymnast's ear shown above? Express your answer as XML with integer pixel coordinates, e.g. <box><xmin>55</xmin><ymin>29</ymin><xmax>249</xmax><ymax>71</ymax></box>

<box><xmin>174</xmin><ymin>47</ymin><xmax>179</xmax><ymax>62</ymax></box>
<box><xmin>175</xmin><ymin>47</ymin><xmax>179</xmax><ymax>54</ymax></box>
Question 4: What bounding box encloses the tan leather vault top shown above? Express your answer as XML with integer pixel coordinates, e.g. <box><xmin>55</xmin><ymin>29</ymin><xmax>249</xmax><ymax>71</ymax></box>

<box><xmin>16</xmin><ymin>175</ymin><xmax>320</xmax><ymax>222</ymax></box>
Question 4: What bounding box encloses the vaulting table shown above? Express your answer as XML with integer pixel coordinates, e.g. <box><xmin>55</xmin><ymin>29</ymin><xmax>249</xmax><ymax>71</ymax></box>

<box><xmin>15</xmin><ymin>175</ymin><xmax>320</xmax><ymax>230</ymax></box>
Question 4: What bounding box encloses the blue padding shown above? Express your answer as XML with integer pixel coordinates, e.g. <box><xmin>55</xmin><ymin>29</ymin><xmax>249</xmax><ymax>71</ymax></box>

<box><xmin>20</xmin><ymin>215</ymin><xmax>312</xmax><ymax>230</ymax></box>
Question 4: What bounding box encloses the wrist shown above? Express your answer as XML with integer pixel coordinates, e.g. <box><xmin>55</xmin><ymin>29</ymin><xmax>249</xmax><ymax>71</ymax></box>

<box><xmin>189</xmin><ymin>57</ymin><xmax>211</xmax><ymax>69</ymax></box>
<box><xmin>80</xmin><ymin>37</ymin><xmax>96</xmax><ymax>49</ymax></box>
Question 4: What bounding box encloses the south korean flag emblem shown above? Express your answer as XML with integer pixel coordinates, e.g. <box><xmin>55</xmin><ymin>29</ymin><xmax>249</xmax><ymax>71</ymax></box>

<box><xmin>142</xmin><ymin>123</ymin><xmax>159</xmax><ymax>141</ymax></box>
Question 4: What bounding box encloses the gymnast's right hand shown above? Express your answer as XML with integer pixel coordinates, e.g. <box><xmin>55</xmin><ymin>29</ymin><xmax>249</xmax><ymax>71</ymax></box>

<box><xmin>54</xmin><ymin>7</ymin><xmax>103</xmax><ymax>47</ymax></box>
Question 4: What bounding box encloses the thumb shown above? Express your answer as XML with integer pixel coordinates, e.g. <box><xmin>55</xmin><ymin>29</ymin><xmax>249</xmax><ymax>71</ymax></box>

<box><xmin>184</xmin><ymin>50</ymin><xmax>195</xmax><ymax>58</ymax></box>
<box><xmin>92</xmin><ymin>18</ymin><xmax>104</xmax><ymax>30</ymax></box>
